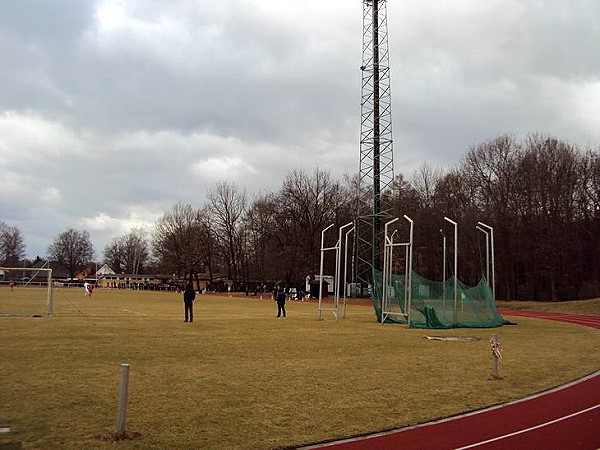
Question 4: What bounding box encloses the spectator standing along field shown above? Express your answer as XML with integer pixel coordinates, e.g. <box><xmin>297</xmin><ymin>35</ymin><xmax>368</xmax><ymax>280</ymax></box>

<box><xmin>276</xmin><ymin>287</ymin><xmax>286</xmax><ymax>318</ymax></box>
<box><xmin>183</xmin><ymin>283</ymin><xmax>196</xmax><ymax>322</ymax></box>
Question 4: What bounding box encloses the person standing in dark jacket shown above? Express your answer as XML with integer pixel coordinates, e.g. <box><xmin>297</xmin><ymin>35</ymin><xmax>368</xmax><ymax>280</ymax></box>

<box><xmin>276</xmin><ymin>287</ymin><xmax>286</xmax><ymax>318</ymax></box>
<box><xmin>183</xmin><ymin>283</ymin><xmax>196</xmax><ymax>322</ymax></box>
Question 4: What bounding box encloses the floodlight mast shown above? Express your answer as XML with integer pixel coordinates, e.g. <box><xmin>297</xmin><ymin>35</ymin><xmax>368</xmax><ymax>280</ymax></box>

<box><xmin>356</xmin><ymin>0</ymin><xmax>395</xmax><ymax>298</ymax></box>
<box><xmin>372</xmin><ymin>0</ymin><xmax>381</xmax><ymax>255</ymax></box>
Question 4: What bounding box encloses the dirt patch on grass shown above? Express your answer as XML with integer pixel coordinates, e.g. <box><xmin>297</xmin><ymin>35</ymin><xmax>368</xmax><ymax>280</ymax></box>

<box><xmin>97</xmin><ymin>430</ymin><xmax>142</xmax><ymax>442</ymax></box>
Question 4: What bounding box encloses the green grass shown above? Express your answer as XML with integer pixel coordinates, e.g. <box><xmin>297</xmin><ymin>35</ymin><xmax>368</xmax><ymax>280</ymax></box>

<box><xmin>1</xmin><ymin>288</ymin><xmax>599</xmax><ymax>449</ymax></box>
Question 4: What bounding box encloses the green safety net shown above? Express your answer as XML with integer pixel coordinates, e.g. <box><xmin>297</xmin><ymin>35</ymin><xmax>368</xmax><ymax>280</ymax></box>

<box><xmin>371</xmin><ymin>269</ymin><xmax>511</xmax><ymax>328</ymax></box>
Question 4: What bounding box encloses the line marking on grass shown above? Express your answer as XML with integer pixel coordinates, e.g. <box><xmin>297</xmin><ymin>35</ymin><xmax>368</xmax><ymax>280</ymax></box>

<box><xmin>455</xmin><ymin>403</ymin><xmax>600</xmax><ymax>449</ymax></box>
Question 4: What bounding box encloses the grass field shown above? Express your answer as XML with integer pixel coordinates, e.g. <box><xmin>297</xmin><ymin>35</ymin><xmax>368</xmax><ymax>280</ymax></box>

<box><xmin>497</xmin><ymin>298</ymin><xmax>600</xmax><ymax>315</ymax></box>
<box><xmin>1</xmin><ymin>288</ymin><xmax>599</xmax><ymax>449</ymax></box>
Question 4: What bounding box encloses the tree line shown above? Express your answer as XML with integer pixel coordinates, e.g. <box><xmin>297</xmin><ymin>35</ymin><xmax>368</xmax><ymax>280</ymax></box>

<box><xmin>2</xmin><ymin>134</ymin><xmax>598</xmax><ymax>300</ymax></box>
<box><xmin>395</xmin><ymin>134</ymin><xmax>599</xmax><ymax>300</ymax></box>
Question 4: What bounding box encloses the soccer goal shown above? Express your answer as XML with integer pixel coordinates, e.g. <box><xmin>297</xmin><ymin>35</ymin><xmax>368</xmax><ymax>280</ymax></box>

<box><xmin>0</xmin><ymin>267</ymin><xmax>53</xmax><ymax>317</ymax></box>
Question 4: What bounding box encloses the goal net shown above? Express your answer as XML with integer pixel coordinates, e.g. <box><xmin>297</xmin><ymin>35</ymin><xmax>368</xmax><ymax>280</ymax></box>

<box><xmin>0</xmin><ymin>267</ymin><xmax>53</xmax><ymax>317</ymax></box>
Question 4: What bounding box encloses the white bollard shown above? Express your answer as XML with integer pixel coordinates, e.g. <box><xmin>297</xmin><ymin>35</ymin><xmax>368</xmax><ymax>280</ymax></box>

<box><xmin>116</xmin><ymin>363</ymin><xmax>130</xmax><ymax>436</ymax></box>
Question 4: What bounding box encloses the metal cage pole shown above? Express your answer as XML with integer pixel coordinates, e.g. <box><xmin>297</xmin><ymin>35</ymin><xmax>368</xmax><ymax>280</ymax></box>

<box><xmin>476</xmin><ymin>226</ymin><xmax>490</xmax><ymax>283</ymax></box>
<box><xmin>335</xmin><ymin>222</ymin><xmax>354</xmax><ymax>318</ymax></box>
<box><xmin>404</xmin><ymin>215</ymin><xmax>413</xmax><ymax>326</ymax></box>
<box><xmin>440</xmin><ymin>229</ymin><xmax>447</xmax><ymax>312</ymax></box>
<box><xmin>404</xmin><ymin>244</ymin><xmax>409</xmax><ymax>307</ymax></box>
<box><xmin>343</xmin><ymin>226</ymin><xmax>355</xmax><ymax>318</ymax></box>
<box><xmin>382</xmin><ymin>218</ymin><xmax>399</xmax><ymax>323</ymax></box>
<box><xmin>444</xmin><ymin>217</ymin><xmax>458</xmax><ymax>325</ymax></box>
<box><xmin>440</xmin><ymin>229</ymin><xmax>446</xmax><ymax>282</ymax></box>
<box><xmin>478</xmin><ymin>222</ymin><xmax>496</xmax><ymax>302</ymax></box>
<box><xmin>381</xmin><ymin>217</ymin><xmax>412</xmax><ymax>326</ymax></box>
<box><xmin>387</xmin><ymin>228</ymin><xmax>398</xmax><ymax>320</ymax></box>
<box><xmin>318</xmin><ymin>224</ymin><xmax>335</xmax><ymax>320</ymax></box>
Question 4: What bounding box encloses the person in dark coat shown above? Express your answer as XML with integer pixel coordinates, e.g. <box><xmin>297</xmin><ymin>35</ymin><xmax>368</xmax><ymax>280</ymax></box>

<box><xmin>276</xmin><ymin>287</ymin><xmax>287</xmax><ymax>318</ymax></box>
<box><xmin>183</xmin><ymin>283</ymin><xmax>196</xmax><ymax>322</ymax></box>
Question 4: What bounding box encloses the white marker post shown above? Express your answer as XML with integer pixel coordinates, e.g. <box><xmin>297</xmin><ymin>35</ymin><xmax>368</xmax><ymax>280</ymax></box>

<box><xmin>116</xmin><ymin>363</ymin><xmax>130</xmax><ymax>437</ymax></box>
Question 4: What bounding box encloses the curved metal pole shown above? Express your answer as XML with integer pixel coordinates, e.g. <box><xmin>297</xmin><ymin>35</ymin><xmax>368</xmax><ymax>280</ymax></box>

<box><xmin>388</xmin><ymin>228</ymin><xmax>398</xmax><ymax>320</ymax></box>
<box><xmin>343</xmin><ymin>226</ymin><xmax>355</xmax><ymax>318</ymax></box>
<box><xmin>476</xmin><ymin>226</ymin><xmax>490</xmax><ymax>283</ymax></box>
<box><xmin>444</xmin><ymin>217</ymin><xmax>458</xmax><ymax>325</ymax></box>
<box><xmin>439</xmin><ymin>229</ymin><xmax>446</xmax><ymax>282</ymax></box>
<box><xmin>318</xmin><ymin>224</ymin><xmax>335</xmax><ymax>320</ymax></box>
<box><xmin>478</xmin><ymin>222</ymin><xmax>495</xmax><ymax>302</ymax></box>
<box><xmin>403</xmin><ymin>215</ymin><xmax>413</xmax><ymax>327</ymax></box>
<box><xmin>382</xmin><ymin>218</ymin><xmax>399</xmax><ymax>324</ymax></box>
<box><xmin>336</xmin><ymin>222</ymin><xmax>354</xmax><ymax>319</ymax></box>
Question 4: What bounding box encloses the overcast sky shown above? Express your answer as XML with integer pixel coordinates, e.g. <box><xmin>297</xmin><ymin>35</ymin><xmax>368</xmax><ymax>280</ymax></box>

<box><xmin>1</xmin><ymin>0</ymin><xmax>599</xmax><ymax>259</ymax></box>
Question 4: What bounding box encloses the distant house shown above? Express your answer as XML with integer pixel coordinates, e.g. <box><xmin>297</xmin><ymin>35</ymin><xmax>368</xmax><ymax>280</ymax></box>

<box><xmin>96</xmin><ymin>264</ymin><xmax>116</xmax><ymax>277</ymax></box>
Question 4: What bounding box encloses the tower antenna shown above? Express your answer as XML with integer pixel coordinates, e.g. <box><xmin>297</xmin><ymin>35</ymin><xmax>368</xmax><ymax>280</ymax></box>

<box><xmin>356</xmin><ymin>0</ymin><xmax>395</xmax><ymax>304</ymax></box>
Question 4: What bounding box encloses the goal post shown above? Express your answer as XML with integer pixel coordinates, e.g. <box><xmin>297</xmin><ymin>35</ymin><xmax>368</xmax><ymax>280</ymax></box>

<box><xmin>0</xmin><ymin>267</ymin><xmax>53</xmax><ymax>316</ymax></box>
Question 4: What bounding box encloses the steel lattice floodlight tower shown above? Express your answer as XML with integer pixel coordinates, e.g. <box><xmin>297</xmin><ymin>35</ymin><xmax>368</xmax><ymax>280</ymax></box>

<box><xmin>356</xmin><ymin>0</ymin><xmax>395</xmax><ymax>296</ymax></box>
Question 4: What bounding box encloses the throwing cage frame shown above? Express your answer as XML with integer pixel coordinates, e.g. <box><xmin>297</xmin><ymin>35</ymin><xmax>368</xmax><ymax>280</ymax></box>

<box><xmin>318</xmin><ymin>222</ymin><xmax>353</xmax><ymax>320</ymax></box>
<box><xmin>381</xmin><ymin>215</ymin><xmax>413</xmax><ymax>325</ymax></box>
<box><xmin>317</xmin><ymin>216</ymin><xmax>498</xmax><ymax>328</ymax></box>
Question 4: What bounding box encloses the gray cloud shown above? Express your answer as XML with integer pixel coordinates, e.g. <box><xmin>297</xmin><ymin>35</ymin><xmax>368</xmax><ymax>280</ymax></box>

<box><xmin>1</xmin><ymin>0</ymin><xmax>599</xmax><ymax>258</ymax></box>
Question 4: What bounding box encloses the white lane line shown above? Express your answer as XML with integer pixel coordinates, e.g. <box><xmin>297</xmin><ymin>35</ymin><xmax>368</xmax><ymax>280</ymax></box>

<box><xmin>455</xmin><ymin>403</ymin><xmax>600</xmax><ymax>450</ymax></box>
<box><xmin>300</xmin><ymin>371</ymin><xmax>600</xmax><ymax>450</ymax></box>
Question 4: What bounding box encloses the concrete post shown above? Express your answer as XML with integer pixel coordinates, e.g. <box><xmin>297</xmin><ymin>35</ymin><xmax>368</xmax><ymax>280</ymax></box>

<box><xmin>117</xmin><ymin>363</ymin><xmax>130</xmax><ymax>436</ymax></box>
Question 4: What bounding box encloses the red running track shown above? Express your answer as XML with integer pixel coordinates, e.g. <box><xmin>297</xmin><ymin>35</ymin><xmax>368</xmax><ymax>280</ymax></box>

<box><xmin>303</xmin><ymin>309</ymin><xmax>599</xmax><ymax>450</ymax></box>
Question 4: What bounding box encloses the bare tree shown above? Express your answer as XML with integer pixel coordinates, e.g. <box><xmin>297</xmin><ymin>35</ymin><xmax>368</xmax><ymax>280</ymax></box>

<box><xmin>244</xmin><ymin>192</ymin><xmax>278</xmax><ymax>282</ymax></box>
<box><xmin>153</xmin><ymin>202</ymin><xmax>206</xmax><ymax>281</ymax></box>
<box><xmin>411</xmin><ymin>162</ymin><xmax>443</xmax><ymax>210</ymax></box>
<box><xmin>515</xmin><ymin>135</ymin><xmax>586</xmax><ymax>300</ymax></box>
<box><xmin>0</xmin><ymin>221</ymin><xmax>26</xmax><ymax>266</ymax></box>
<box><xmin>104</xmin><ymin>228</ymin><xmax>150</xmax><ymax>274</ymax></box>
<box><xmin>47</xmin><ymin>228</ymin><xmax>94</xmax><ymax>279</ymax></box>
<box><xmin>207</xmin><ymin>181</ymin><xmax>247</xmax><ymax>280</ymax></box>
<box><xmin>278</xmin><ymin>168</ymin><xmax>350</xmax><ymax>281</ymax></box>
